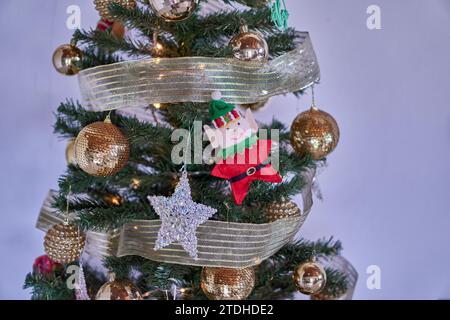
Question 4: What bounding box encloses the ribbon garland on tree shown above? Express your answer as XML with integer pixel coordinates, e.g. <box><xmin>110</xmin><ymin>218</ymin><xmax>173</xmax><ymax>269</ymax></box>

<box><xmin>77</xmin><ymin>33</ymin><xmax>319</xmax><ymax>111</ymax></box>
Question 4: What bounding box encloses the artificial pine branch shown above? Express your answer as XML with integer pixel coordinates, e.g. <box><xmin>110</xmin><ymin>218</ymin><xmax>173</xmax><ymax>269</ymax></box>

<box><xmin>72</xmin><ymin>29</ymin><xmax>148</xmax><ymax>57</ymax></box>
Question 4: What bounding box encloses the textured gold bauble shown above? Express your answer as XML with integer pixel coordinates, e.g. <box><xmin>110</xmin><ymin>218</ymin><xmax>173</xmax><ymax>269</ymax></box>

<box><xmin>239</xmin><ymin>99</ymin><xmax>269</xmax><ymax>112</ymax></box>
<box><xmin>65</xmin><ymin>138</ymin><xmax>77</xmax><ymax>166</ymax></box>
<box><xmin>293</xmin><ymin>261</ymin><xmax>327</xmax><ymax>295</ymax></box>
<box><xmin>52</xmin><ymin>44</ymin><xmax>83</xmax><ymax>76</ymax></box>
<box><xmin>94</xmin><ymin>0</ymin><xmax>136</xmax><ymax>21</ymax></box>
<box><xmin>201</xmin><ymin>267</ymin><xmax>255</xmax><ymax>300</ymax></box>
<box><xmin>44</xmin><ymin>222</ymin><xmax>85</xmax><ymax>264</ymax></box>
<box><xmin>74</xmin><ymin>120</ymin><xmax>130</xmax><ymax>177</ymax></box>
<box><xmin>230</xmin><ymin>25</ymin><xmax>269</xmax><ymax>62</ymax></box>
<box><xmin>96</xmin><ymin>273</ymin><xmax>143</xmax><ymax>300</ymax></box>
<box><xmin>290</xmin><ymin>107</ymin><xmax>340</xmax><ymax>160</ymax></box>
<box><xmin>149</xmin><ymin>0</ymin><xmax>198</xmax><ymax>22</ymax></box>
<box><xmin>266</xmin><ymin>197</ymin><xmax>301</xmax><ymax>222</ymax></box>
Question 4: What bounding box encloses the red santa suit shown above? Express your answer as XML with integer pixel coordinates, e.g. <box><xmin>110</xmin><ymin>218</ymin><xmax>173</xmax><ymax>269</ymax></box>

<box><xmin>211</xmin><ymin>139</ymin><xmax>282</xmax><ymax>205</ymax></box>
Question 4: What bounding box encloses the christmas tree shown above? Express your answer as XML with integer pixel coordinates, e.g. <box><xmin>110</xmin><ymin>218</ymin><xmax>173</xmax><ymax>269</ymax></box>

<box><xmin>24</xmin><ymin>0</ymin><xmax>356</xmax><ymax>300</ymax></box>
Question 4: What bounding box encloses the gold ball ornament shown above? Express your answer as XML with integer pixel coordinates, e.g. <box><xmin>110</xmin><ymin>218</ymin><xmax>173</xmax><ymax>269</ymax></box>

<box><xmin>65</xmin><ymin>138</ymin><xmax>77</xmax><ymax>166</ymax></box>
<box><xmin>149</xmin><ymin>0</ymin><xmax>198</xmax><ymax>22</ymax></box>
<box><xmin>266</xmin><ymin>197</ymin><xmax>301</xmax><ymax>222</ymax></box>
<box><xmin>293</xmin><ymin>260</ymin><xmax>327</xmax><ymax>295</ymax></box>
<box><xmin>44</xmin><ymin>222</ymin><xmax>86</xmax><ymax>264</ymax></box>
<box><xmin>52</xmin><ymin>44</ymin><xmax>82</xmax><ymax>76</ymax></box>
<box><xmin>74</xmin><ymin>119</ymin><xmax>130</xmax><ymax>177</ymax></box>
<box><xmin>230</xmin><ymin>25</ymin><xmax>269</xmax><ymax>62</ymax></box>
<box><xmin>201</xmin><ymin>267</ymin><xmax>255</xmax><ymax>300</ymax></box>
<box><xmin>96</xmin><ymin>273</ymin><xmax>143</xmax><ymax>300</ymax></box>
<box><xmin>94</xmin><ymin>0</ymin><xmax>136</xmax><ymax>21</ymax></box>
<box><xmin>290</xmin><ymin>107</ymin><xmax>340</xmax><ymax>160</ymax></box>
<box><xmin>97</xmin><ymin>19</ymin><xmax>126</xmax><ymax>40</ymax></box>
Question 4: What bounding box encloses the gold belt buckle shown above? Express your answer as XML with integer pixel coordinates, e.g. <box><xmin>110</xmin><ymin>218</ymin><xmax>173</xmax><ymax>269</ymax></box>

<box><xmin>247</xmin><ymin>167</ymin><xmax>257</xmax><ymax>176</ymax></box>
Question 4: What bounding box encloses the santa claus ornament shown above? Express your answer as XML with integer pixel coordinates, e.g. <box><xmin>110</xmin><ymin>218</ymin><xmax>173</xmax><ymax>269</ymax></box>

<box><xmin>204</xmin><ymin>92</ymin><xmax>282</xmax><ymax>205</ymax></box>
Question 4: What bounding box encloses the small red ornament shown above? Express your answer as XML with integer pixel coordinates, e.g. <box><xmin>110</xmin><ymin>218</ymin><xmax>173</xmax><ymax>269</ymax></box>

<box><xmin>33</xmin><ymin>255</ymin><xmax>63</xmax><ymax>276</ymax></box>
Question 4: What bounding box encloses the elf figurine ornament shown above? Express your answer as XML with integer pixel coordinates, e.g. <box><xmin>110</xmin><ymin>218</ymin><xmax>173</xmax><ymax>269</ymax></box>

<box><xmin>204</xmin><ymin>91</ymin><xmax>282</xmax><ymax>205</ymax></box>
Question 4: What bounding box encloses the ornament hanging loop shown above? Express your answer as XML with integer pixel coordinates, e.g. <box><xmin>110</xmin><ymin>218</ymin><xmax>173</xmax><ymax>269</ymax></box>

<box><xmin>239</xmin><ymin>21</ymin><xmax>249</xmax><ymax>33</ymax></box>
<box><xmin>180</xmin><ymin>124</ymin><xmax>194</xmax><ymax>173</ymax></box>
<box><xmin>308</xmin><ymin>248</ymin><xmax>318</xmax><ymax>262</ymax></box>
<box><xmin>65</xmin><ymin>185</ymin><xmax>72</xmax><ymax>224</ymax></box>
<box><xmin>104</xmin><ymin>111</ymin><xmax>112</xmax><ymax>123</ymax></box>
<box><xmin>310</xmin><ymin>85</ymin><xmax>318</xmax><ymax>111</ymax></box>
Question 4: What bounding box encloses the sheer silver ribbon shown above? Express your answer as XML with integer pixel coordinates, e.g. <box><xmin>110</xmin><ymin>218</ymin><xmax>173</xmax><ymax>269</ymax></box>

<box><xmin>36</xmin><ymin>170</ymin><xmax>314</xmax><ymax>268</ymax></box>
<box><xmin>78</xmin><ymin>32</ymin><xmax>320</xmax><ymax>111</ymax></box>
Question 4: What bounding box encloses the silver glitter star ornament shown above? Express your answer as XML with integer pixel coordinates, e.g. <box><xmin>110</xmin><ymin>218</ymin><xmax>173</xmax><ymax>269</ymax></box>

<box><xmin>148</xmin><ymin>171</ymin><xmax>217</xmax><ymax>259</ymax></box>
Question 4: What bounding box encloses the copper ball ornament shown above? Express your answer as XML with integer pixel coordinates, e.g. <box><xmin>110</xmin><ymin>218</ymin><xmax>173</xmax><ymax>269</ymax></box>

<box><xmin>266</xmin><ymin>197</ymin><xmax>301</xmax><ymax>222</ymax></box>
<box><xmin>97</xmin><ymin>18</ymin><xmax>126</xmax><ymax>40</ymax></box>
<box><xmin>52</xmin><ymin>44</ymin><xmax>83</xmax><ymax>76</ymax></box>
<box><xmin>290</xmin><ymin>107</ymin><xmax>340</xmax><ymax>160</ymax></box>
<box><xmin>96</xmin><ymin>273</ymin><xmax>143</xmax><ymax>300</ymax></box>
<box><xmin>149</xmin><ymin>0</ymin><xmax>198</xmax><ymax>22</ymax></box>
<box><xmin>230</xmin><ymin>25</ymin><xmax>268</xmax><ymax>62</ymax></box>
<box><xmin>293</xmin><ymin>260</ymin><xmax>327</xmax><ymax>295</ymax></box>
<box><xmin>94</xmin><ymin>0</ymin><xmax>136</xmax><ymax>21</ymax></box>
<box><xmin>74</xmin><ymin>120</ymin><xmax>130</xmax><ymax>177</ymax></box>
<box><xmin>201</xmin><ymin>267</ymin><xmax>255</xmax><ymax>300</ymax></box>
<box><xmin>44</xmin><ymin>222</ymin><xmax>86</xmax><ymax>264</ymax></box>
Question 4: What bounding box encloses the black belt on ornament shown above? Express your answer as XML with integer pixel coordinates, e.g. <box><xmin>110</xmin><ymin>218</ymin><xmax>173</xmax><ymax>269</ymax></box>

<box><xmin>228</xmin><ymin>160</ymin><xmax>272</xmax><ymax>184</ymax></box>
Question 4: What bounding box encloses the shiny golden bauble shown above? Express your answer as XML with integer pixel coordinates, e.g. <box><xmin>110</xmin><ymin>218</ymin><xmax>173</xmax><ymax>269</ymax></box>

<box><xmin>44</xmin><ymin>222</ymin><xmax>85</xmax><ymax>264</ymax></box>
<box><xmin>74</xmin><ymin>120</ymin><xmax>130</xmax><ymax>177</ymax></box>
<box><xmin>96</xmin><ymin>273</ymin><xmax>143</xmax><ymax>300</ymax></box>
<box><xmin>266</xmin><ymin>197</ymin><xmax>301</xmax><ymax>222</ymax></box>
<box><xmin>94</xmin><ymin>0</ymin><xmax>136</xmax><ymax>21</ymax></box>
<box><xmin>290</xmin><ymin>107</ymin><xmax>340</xmax><ymax>160</ymax></box>
<box><xmin>293</xmin><ymin>261</ymin><xmax>327</xmax><ymax>295</ymax></box>
<box><xmin>230</xmin><ymin>25</ymin><xmax>268</xmax><ymax>62</ymax></box>
<box><xmin>65</xmin><ymin>138</ymin><xmax>77</xmax><ymax>166</ymax></box>
<box><xmin>201</xmin><ymin>267</ymin><xmax>255</xmax><ymax>300</ymax></box>
<box><xmin>149</xmin><ymin>0</ymin><xmax>198</xmax><ymax>22</ymax></box>
<box><xmin>52</xmin><ymin>44</ymin><xmax>83</xmax><ymax>76</ymax></box>
<box><xmin>239</xmin><ymin>99</ymin><xmax>269</xmax><ymax>112</ymax></box>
